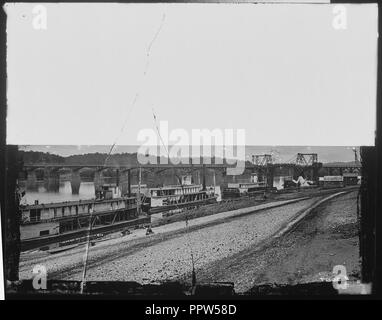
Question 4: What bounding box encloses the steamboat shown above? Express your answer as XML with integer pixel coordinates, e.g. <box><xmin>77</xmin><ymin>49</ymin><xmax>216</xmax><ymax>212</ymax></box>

<box><xmin>221</xmin><ymin>173</ymin><xmax>271</xmax><ymax>199</ymax></box>
<box><xmin>144</xmin><ymin>175</ymin><xmax>218</xmax><ymax>214</ymax></box>
<box><xmin>20</xmin><ymin>184</ymin><xmax>150</xmax><ymax>251</ymax></box>
<box><xmin>20</xmin><ymin>175</ymin><xmax>219</xmax><ymax>250</ymax></box>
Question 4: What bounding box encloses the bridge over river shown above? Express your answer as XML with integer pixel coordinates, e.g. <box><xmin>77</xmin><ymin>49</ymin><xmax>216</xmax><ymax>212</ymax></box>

<box><xmin>20</xmin><ymin>153</ymin><xmax>361</xmax><ymax>196</ymax></box>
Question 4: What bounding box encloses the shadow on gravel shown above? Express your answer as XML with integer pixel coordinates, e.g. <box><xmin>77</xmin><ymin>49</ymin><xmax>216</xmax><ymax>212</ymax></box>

<box><xmin>7</xmin><ymin>279</ymin><xmax>342</xmax><ymax>298</ymax></box>
<box><xmin>243</xmin><ymin>282</ymin><xmax>338</xmax><ymax>295</ymax></box>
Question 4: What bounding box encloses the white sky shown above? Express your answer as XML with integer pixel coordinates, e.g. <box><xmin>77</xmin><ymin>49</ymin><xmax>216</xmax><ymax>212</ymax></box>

<box><xmin>5</xmin><ymin>3</ymin><xmax>378</xmax><ymax>146</ymax></box>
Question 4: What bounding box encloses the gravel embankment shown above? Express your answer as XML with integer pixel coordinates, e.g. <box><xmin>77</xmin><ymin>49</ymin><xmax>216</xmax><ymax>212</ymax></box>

<box><xmin>192</xmin><ymin>191</ymin><xmax>359</xmax><ymax>293</ymax></box>
<box><xmin>19</xmin><ymin>197</ymin><xmax>321</xmax><ymax>283</ymax></box>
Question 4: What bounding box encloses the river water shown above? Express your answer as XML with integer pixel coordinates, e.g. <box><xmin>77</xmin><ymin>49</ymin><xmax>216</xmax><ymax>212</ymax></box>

<box><xmin>22</xmin><ymin>181</ymin><xmax>96</xmax><ymax>205</ymax></box>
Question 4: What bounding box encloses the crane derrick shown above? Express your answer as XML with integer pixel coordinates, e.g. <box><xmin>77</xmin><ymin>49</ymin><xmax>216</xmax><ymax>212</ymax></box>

<box><xmin>295</xmin><ymin>153</ymin><xmax>318</xmax><ymax>166</ymax></box>
<box><xmin>292</xmin><ymin>153</ymin><xmax>319</xmax><ymax>181</ymax></box>
<box><xmin>252</xmin><ymin>154</ymin><xmax>273</xmax><ymax>166</ymax></box>
<box><xmin>251</xmin><ymin>154</ymin><xmax>274</xmax><ymax>187</ymax></box>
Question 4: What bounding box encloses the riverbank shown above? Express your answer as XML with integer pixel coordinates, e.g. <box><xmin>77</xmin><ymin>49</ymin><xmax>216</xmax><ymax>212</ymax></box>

<box><xmin>151</xmin><ymin>186</ymin><xmax>358</xmax><ymax>227</ymax></box>
<box><xmin>19</xmin><ymin>196</ymin><xmax>324</xmax><ymax>283</ymax></box>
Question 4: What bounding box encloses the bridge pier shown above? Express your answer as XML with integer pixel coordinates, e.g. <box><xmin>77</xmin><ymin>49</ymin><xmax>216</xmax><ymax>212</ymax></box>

<box><xmin>44</xmin><ymin>169</ymin><xmax>60</xmax><ymax>192</ymax></box>
<box><xmin>266</xmin><ymin>166</ymin><xmax>274</xmax><ymax>188</ymax></box>
<box><xmin>128</xmin><ymin>169</ymin><xmax>131</xmax><ymax>196</ymax></box>
<box><xmin>119</xmin><ymin>169</ymin><xmax>130</xmax><ymax>196</ymax></box>
<box><xmin>191</xmin><ymin>170</ymin><xmax>200</xmax><ymax>185</ymax></box>
<box><xmin>252</xmin><ymin>167</ymin><xmax>266</xmax><ymax>185</ymax></box>
<box><xmin>202</xmin><ymin>165</ymin><xmax>206</xmax><ymax>190</ymax></box>
<box><xmin>94</xmin><ymin>170</ymin><xmax>104</xmax><ymax>196</ymax></box>
<box><xmin>312</xmin><ymin>163</ymin><xmax>322</xmax><ymax>184</ymax></box>
<box><xmin>257</xmin><ymin>169</ymin><xmax>264</xmax><ymax>183</ymax></box>
<box><xmin>26</xmin><ymin>170</ymin><xmax>38</xmax><ymax>191</ymax></box>
<box><xmin>70</xmin><ymin>170</ymin><xmax>81</xmax><ymax>195</ymax></box>
<box><xmin>305</xmin><ymin>168</ymin><xmax>314</xmax><ymax>180</ymax></box>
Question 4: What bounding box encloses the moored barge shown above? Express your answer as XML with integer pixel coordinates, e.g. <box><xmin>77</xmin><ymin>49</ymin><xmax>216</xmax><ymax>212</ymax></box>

<box><xmin>145</xmin><ymin>183</ymin><xmax>218</xmax><ymax>214</ymax></box>
<box><xmin>20</xmin><ymin>185</ymin><xmax>150</xmax><ymax>251</ymax></box>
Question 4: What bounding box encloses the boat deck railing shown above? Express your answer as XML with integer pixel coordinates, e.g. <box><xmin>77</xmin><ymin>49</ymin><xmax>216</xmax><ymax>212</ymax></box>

<box><xmin>21</xmin><ymin>205</ymin><xmax>138</xmax><ymax>225</ymax></box>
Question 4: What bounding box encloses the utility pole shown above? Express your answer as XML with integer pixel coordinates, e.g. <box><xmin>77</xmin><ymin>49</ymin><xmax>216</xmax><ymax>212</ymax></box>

<box><xmin>128</xmin><ymin>169</ymin><xmax>131</xmax><ymax>197</ymax></box>
<box><xmin>202</xmin><ymin>165</ymin><xmax>206</xmax><ymax>191</ymax></box>
<box><xmin>137</xmin><ymin>166</ymin><xmax>142</xmax><ymax>215</ymax></box>
<box><xmin>353</xmin><ymin>147</ymin><xmax>359</xmax><ymax>163</ymax></box>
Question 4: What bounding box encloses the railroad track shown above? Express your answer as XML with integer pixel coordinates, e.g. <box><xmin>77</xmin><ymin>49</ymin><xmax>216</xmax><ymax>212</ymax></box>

<box><xmin>20</xmin><ymin>215</ymin><xmax>150</xmax><ymax>252</ymax></box>
<box><xmin>19</xmin><ymin>189</ymin><xmax>357</xmax><ymax>282</ymax></box>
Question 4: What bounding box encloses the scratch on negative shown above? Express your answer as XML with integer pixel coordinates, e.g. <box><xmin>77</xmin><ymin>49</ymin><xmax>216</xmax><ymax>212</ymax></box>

<box><xmin>80</xmin><ymin>13</ymin><xmax>167</xmax><ymax>294</ymax></box>
<box><xmin>144</xmin><ymin>13</ymin><xmax>166</xmax><ymax>75</ymax></box>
